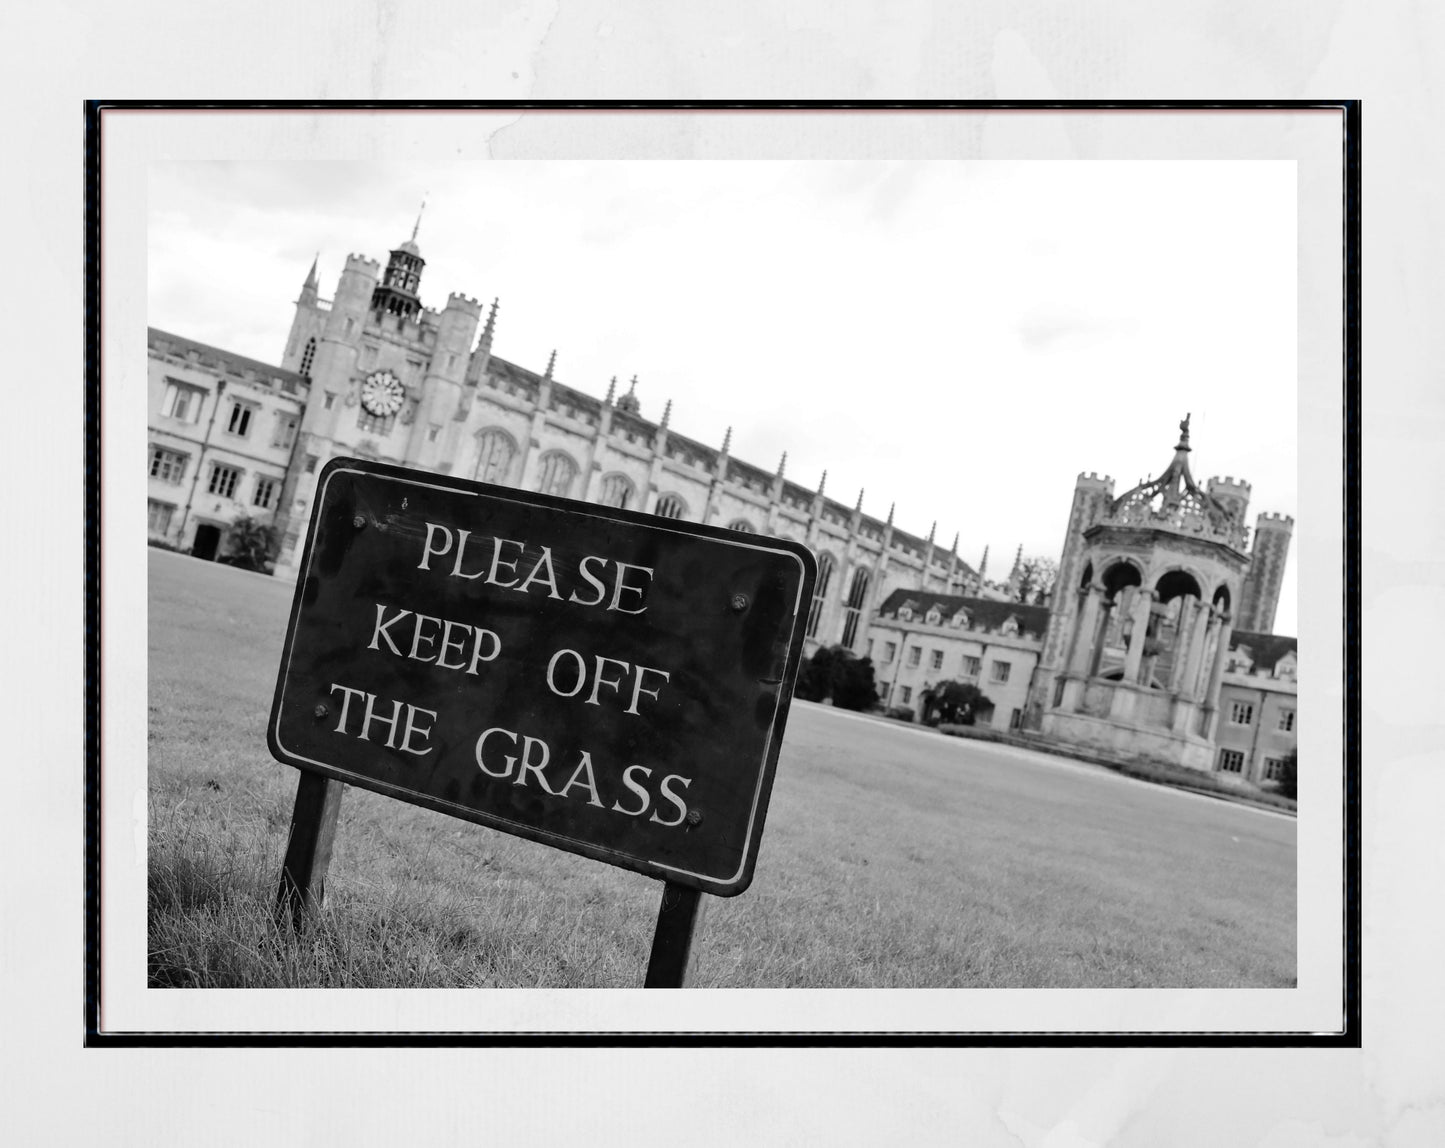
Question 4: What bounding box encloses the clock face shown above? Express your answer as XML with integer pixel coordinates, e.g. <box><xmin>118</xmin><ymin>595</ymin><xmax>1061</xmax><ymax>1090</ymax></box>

<box><xmin>361</xmin><ymin>371</ymin><xmax>405</xmax><ymax>417</ymax></box>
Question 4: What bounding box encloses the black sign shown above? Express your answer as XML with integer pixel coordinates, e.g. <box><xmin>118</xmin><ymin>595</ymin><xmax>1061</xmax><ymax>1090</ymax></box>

<box><xmin>268</xmin><ymin>458</ymin><xmax>816</xmax><ymax>896</ymax></box>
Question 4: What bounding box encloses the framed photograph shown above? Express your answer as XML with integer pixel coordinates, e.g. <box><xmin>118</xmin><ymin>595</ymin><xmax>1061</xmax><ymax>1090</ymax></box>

<box><xmin>91</xmin><ymin>102</ymin><xmax>1355</xmax><ymax>1042</ymax></box>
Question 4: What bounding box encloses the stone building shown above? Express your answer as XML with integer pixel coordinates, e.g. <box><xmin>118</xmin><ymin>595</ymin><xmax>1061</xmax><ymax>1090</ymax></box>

<box><xmin>866</xmin><ymin>591</ymin><xmax>1050</xmax><ymax>731</ymax></box>
<box><xmin>861</xmin><ymin>418</ymin><xmax>1297</xmax><ymax>782</ymax></box>
<box><xmin>146</xmin><ymin>328</ymin><xmax>308</xmax><ymax>559</ymax></box>
<box><xmin>1025</xmin><ymin>416</ymin><xmax>1295</xmax><ymax>773</ymax></box>
<box><xmin>1216</xmin><ymin>632</ymin><xmax>1298</xmax><ymax>784</ymax></box>
<box><xmin>267</xmin><ymin>230</ymin><xmax>975</xmax><ymax>651</ymax></box>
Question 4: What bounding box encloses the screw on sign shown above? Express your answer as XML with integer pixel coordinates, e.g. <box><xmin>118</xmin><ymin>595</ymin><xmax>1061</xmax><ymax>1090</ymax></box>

<box><xmin>269</xmin><ymin>458</ymin><xmax>816</xmax><ymax>986</ymax></box>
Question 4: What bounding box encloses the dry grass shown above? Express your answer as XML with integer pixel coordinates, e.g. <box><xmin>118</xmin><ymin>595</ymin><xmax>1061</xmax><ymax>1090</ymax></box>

<box><xmin>148</xmin><ymin>550</ymin><xmax>1296</xmax><ymax>989</ymax></box>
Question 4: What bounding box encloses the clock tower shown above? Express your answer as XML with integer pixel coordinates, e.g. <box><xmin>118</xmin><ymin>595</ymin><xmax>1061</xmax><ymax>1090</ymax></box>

<box><xmin>370</xmin><ymin>214</ymin><xmax>426</xmax><ymax>320</ymax></box>
<box><xmin>271</xmin><ymin>217</ymin><xmax>481</xmax><ymax>552</ymax></box>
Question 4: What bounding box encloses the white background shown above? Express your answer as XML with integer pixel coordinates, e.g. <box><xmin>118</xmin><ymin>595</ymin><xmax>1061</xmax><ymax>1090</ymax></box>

<box><xmin>6</xmin><ymin>3</ymin><xmax>1437</xmax><ymax>1146</ymax></box>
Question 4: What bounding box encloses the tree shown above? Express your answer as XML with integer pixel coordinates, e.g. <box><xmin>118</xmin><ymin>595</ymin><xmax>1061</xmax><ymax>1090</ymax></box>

<box><xmin>920</xmin><ymin>680</ymin><xmax>993</xmax><ymax>726</ymax></box>
<box><xmin>796</xmin><ymin>646</ymin><xmax>878</xmax><ymax>712</ymax></box>
<box><xmin>1013</xmin><ymin>555</ymin><xmax>1058</xmax><ymax>605</ymax></box>
<box><xmin>224</xmin><ymin>514</ymin><xmax>278</xmax><ymax>573</ymax></box>
<box><xmin>1275</xmin><ymin>748</ymin><xmax>1297</xmax><ymax>801</ymax></box>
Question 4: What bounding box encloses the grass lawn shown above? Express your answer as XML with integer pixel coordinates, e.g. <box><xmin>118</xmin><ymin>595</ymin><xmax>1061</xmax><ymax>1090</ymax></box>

<box><xmin>147</xmin><ymin>549</ymin><xmax>1295</xmax><ymax>989</ymax></box>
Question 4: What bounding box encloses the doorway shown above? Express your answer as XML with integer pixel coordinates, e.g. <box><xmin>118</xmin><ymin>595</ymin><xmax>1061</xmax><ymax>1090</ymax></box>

<box><xmin>191</xmin><ymin>523</ymin><xmax>222</xmax><ymax>562</ymax></box>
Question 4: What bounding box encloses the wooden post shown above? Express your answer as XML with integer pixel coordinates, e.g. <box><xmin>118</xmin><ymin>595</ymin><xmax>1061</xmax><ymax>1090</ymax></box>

<box><xmin>275</xmin><ymin>770</ymin><xmax>344</xmax><ymax>930</ymax></box>
<box><xmin>643</xmin><ymin>881</ymin><xmax>706</xmax><ymax>987</ymax></box>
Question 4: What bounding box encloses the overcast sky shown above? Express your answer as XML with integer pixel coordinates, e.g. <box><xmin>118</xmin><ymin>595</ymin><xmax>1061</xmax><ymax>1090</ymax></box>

<box><xmin>148</xmin><ymin>159</ymin><xmax>1298</xmax><ymax>634</ymax></box>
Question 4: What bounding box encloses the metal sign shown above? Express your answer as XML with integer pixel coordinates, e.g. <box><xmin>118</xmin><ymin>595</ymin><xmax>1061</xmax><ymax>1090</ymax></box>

<box><xmin>268</xmin><ymin>458</ymin><xmax>816</xmax><ymax>896</ymax></box>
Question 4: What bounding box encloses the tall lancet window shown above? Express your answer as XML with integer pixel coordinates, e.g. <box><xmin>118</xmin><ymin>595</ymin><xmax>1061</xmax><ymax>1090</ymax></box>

<box><xmin>299</xmin><ymin>337</ymin><xmax>316</xmax><ymax>377</ymax></box>
<box><xmin>597</xmin><ymin>473</ymin><xmax>636</xmax><ymax>509</ymax></box>
<box><xmin>840</xmin><ymin>566</ymin><xmax>872</xmax><ymax>650</ymax></box>
<box><xmin>472</xmin><ymin>428</ymin><xmax>517</xmax><ymax>486</ymax></box>
<box><xmin>807</xmin><ymin>552</ymin><xmax>836</xmax><ymax>639</ymax></box>
<box><xmin>534</xmin><ymin>450</ymin><xmax>578</xmax><ymax>498</ymax></box>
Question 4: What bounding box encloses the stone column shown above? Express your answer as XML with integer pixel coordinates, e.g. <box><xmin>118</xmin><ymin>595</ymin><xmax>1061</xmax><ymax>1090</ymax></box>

<box><xmin>1122</xmin><ymin>588</ymin><xmax>1155</xmax><ymax>684</ymax></box>
<box><xmin>1182</xmin><ymin>600</ymin><xmax>1212</xmax><ymax>700</ymax></box>
<box><xmin>1201</xmin><ymin>610</ymin><xmax>1234</xmax><ymax>735</ymax></box>
<box><xmin>1088</xmin><ymin>600</ymin><xmax>1113</xmax><ymax>677</ymax></box>
<box><xmin>1168</xmin><ymin>598</ymin><xmax>1195</xmax><ymax>692</ymax></box>
<box><xmin>1067</xmin><ymin>584</ymin><xmax>1103</xmax><ymax>675</ymax></box>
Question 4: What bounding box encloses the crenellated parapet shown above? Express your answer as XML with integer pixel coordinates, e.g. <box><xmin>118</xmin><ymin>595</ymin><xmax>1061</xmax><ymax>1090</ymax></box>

<box><xmin>446</xmin><ymin>292</ymin><xmax>483</xmax><ymax>315</ymax></box>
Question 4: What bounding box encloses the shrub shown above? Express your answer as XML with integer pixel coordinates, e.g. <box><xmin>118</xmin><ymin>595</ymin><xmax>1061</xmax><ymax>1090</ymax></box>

<box><xmin>796</xmin><ymin>646</ymin><xmax>878</xmax><ymax>712</ymax></box>
<box><xmin>921</xmin><ymin>680</ymin><xmax>993</xmax><ymax>727</ymax></box>
<box><xmin>225</xmin><ymin>514</ymin><xmax>278</xmax><ymax>573</ymax></box>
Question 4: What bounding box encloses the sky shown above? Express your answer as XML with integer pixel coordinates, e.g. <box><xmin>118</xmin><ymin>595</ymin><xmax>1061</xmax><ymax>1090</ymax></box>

<box><xmin>148</xmin><ymin>159</ymin><xmax>1298</xmax><ymax>634</ymax></box>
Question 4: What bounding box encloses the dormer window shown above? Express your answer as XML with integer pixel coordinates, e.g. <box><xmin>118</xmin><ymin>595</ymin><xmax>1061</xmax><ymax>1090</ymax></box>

<box><xmin>1000</xmin><ymin>615</ymin><xmax>1020</xmax><ymax>637</ymax></box>
<box><xmin>951</xmin><ymin>610</ymin><xmax>970</xmax><ymax>629</ymax></box>
<box><xmin>925</xmin><ymin>607</ymin><xmax>942</xmax><ymax>626</ymax></box>
<box><xmin>897</xmin><ymin>606</ymin><xmax>913</xmax><ymax>622</ymax></box>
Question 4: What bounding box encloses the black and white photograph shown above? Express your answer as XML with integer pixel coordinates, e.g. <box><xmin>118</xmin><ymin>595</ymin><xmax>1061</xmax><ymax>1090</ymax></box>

<box><xmin>141</xmin><ymin>154</ymin><xmax>1305</xmax><ymax>996</ymax></box>
<box><xmin>87</xmin><ymin>104</ymin><xmax>1352</xmax><ymax>1047</ymax></box>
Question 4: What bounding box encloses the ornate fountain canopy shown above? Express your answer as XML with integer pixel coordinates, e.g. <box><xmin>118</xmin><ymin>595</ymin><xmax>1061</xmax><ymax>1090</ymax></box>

<box><xmin>1102</xmin><ymin>415</ymin><xmax>1247</xmax><ymax>547</ymax></box>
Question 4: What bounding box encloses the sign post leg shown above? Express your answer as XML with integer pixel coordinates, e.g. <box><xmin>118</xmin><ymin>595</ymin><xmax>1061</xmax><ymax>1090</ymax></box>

<box><xmin>275</xmin><ymin>770</ymin><xmax>344</xmax><ymax>930</ymax></box>
<box><xmin>644</xmin><ymin>881</ymin><xmax>706</xmax><ymax>987</ymax></box>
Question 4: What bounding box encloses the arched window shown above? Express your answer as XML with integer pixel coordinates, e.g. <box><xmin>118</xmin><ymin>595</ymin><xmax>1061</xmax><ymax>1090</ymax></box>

<box><xmin>299</xmin><ymin>337</ymin><xmax>316</xmax><ymax>377</ymax></box>
<box><xmin>654</xmin><ymin>493</ymin><xmax>687</xmax><ymax>520</ymax></box>
<box><xmin>534</xmin><ymin>450</ymin><xmax>578</xmax><ymax>498</ymax></box>
<box><xmin>806</xmin><ymin>552</ymin><xmax>836</xmax><ymax>638</ymax></box>
<box><xmin>597</xmin><ymin>472</ymin><xmax>636</xmax><ymax>510</ymax></box>
<box><xmin>472</xmin><ymin>428</ymin><xmax>517</xmax><ymax>486</ymax></box>
<box><xmin>728</xmin><ymin>519</ymin><xmax>757</xmax><ymax>533</ymax></box>
<box><xmin>840</xmin><ymin>566</ymin><xmax>871</xmax><ymax>650</ymax></box>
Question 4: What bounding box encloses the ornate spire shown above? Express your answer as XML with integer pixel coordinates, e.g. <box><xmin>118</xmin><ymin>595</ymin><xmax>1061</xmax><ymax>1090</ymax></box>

<box><xmin>1176</xmin><ymin>412</ymin><xmax>1191</xmax><ymax>451</ymax></box>
<box><xmin>660</xmin><ymin>399</ymin><xmax>672</xmax><ymax>430</ymax></box>
<box><xmin>544</xmin><ymin>349</ymin><xmax>556</xmax><ymax>380</ymax></box>
<box><xmin>479</xmin><ymin>297</ymin><xmax>498</xmax><ymax>347</ymax></box>
<box><xmin>950</xmin><ymin>531</ymin><xmax>959</xmax><ymax>555</ymax></box>
<box><xmin>721</xmin><ymin>426</ymin><xmax>732</xmax><ymax>453</ymax></box>
<box><xmin>927</xmin><ymin>521</ymin><xmax>937</xmax><ymax>547</ymax></box>
<box><xmin>855</xmin><ymin>487</ymin><xmax>865</xmax><ymax>512</ymax></box>
<box><xmin>979</xmin><ymin>544</ymin><xmax>989</xmax><ymax>580</ymax></box>
<box><xmin>886</xmin><ymin>502</ymin><xmax>895</xmax><ymax>526</ymax></box>
<box><xmin>776</xmin><ymin>451</ymin><xmax>787</xmax><ymax>479</ymax></box>
<box><xmin>817</xmin><ymin>469</ymin><xmax>827</xmax><ymax>498</ymax></box>
<box><xmin>412</xmin><ymin>195</ymin><xmax>426</xmax><ymax>244</ymax></box>
<box><xmin>605</xmin><ymin>376</ymin><xmax>617</xmax><ymax>404</ymax></box>
<box><xmin>303</xmin><ymin>254</ymin><xmax>319</xmax><ymax>290</ymax></box>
